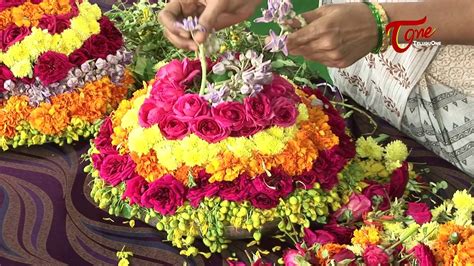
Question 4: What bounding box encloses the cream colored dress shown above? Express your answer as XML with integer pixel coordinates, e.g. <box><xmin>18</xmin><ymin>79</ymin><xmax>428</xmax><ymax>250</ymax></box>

<box><xmin>322</xmin><ymin>0</ymin><xmax>474</xmax><ymax>176</ymax></box>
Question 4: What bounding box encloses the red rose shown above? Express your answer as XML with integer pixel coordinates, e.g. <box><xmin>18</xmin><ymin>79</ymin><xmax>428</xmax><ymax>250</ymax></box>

<box><xmin>409</xmin><ymin>244</ymin><xmax>436</xmax><ymax>266</ymax></box>
<box><xmin>172</xmin><ymin>94</ymin><xmax>210</xmax><ymax>122</ymax></box>
<box><xmin>323</xmin><ymin>221</ymin><xmax>355</xmax><ymax>244</ymax></box>
<box><xmin>99</xmin><ymin>154</ymin><xmax>137</xmax><ymax>186</ymax></box>
<box><xmin>363</xmin><ymin>183</ymin><xmax>391</xmax><ymax>211</ymax></box>
<box><xmin>150</xmin><ymin>79</ymin><xmax>185</xmax><ymax>111</ymax></box>
<box><xmin>122</xmin><ymin>175</ymin><xmax>148</xmax><ymax>205</ymax></box>
<box><xmin>192</xmin><ymin>116</ymin><xmax>229</xmax><ymax>143</ymax></box>
<box><xmin>244</xmin><ymin>94</ymin><xmax>273</xmax><ymax>127</ymax></box>
<box><xmin>159</xmin><ymin>114</ymin><xmax>190</xmax><ymax>140</ymax></box>
<box><xmin>38</xmin><ymin>14</ymin><xmax>71</xmax><ymax>34</ymax></box>
<box><xmin>313</xmin><ymin>148</ymin><xmax>346</xmax><ymax>190</ymax></box>
<box><xmin>99</xmin><ymin>16</ymin><xmax>123</xmax><ymax>51</ymax></box>
<box><xmin>218</xmin><ymin>174</ymin><xmax>251</xmax><ymax>202</ymax></box>
<box><xmin>138</xmin><ymin>99</ymin><xmax>166</xmax><ymax>128</ymax></box>
<box><xmin>1</xmin><ymin>25</ymin><xmax>31</xmax><ymax>51</ymax></box>
<box><xmin>68</xmin><ymin>48</ymin><xmax>90</xmax><ymax>66</ymax></box>
<box><xmin>260</xmin><ymin>168</ymin><xmax>293</xmax><ymax>198</ymax></box>
<box><xmin>140</xmin><ymin>174</ymin><xmax>186</xmax><ymax>215</ymax></box>
<box><xmin>212</xmin><ymin>101</ymin><xmax>246</xmax><ymax>132</ymax></box>
<box><xmin>387</xmin><ymin>162</ymin><xmax>409</xmax><ymax>199</ymax></box>
<box><xmin>406</xmin><ymin>202</ymin><xmax>432</xmax><ymax>225</ymax></box>
<box><xmin>0</xmin><ymin>64</ymin><xmax>13</xmax><ymax>92</ymax></box>
<box><xmin>187</xmin><ymin>182</ymin><xmax>219</xmax><ymax>207</ymax></box>
<box><xmin>84</xmin><ymin>34</ymin><xmax>110</xmax><ymax>59</ymax></box>
<box><xmin>231</xmin><ymin>117</ymin><xmax>263</xmax><ymax>137</ymax></box>
<box><xmin>271</xmin><ymin>97</ymin><xmax>298</xmax><ymax>127</ymax></box>
<box><xmin>248</xmin><ymin>175</ymin><xmax>280</xmax><ymax>209</ymax></box>
<box><xmin>34</xmin><ymin>51</ymin><xmax>74</xmax><ymax>85</ymax></box>
<box><xmin>0</xmin><ymin>0</ymin><xmax>25</xmax><ymax>12</ymax></box>
<box><xmin>94</xmin><ymin>117</ymin><xmax>114</xmax><ymax>153</ymax></box>
<box><xmin>295</xmin><ymin>170</ymin><xmax>318</xmax><ymax>188</ymax></box>
<box><xmin>303</xmin><ymin>228</ymin><xmax>337</xmax><ymax>246</ymax></box>
<box><xmin>333</xmin><ymin>249</ymin><xmax>356</xmax><ymax>265</ymax></box>
<box><xmin>363</xmin><ymin>245</ymin><xmax>390</xmax><ymax>266</ymax></box>
<box><xmin>262</xmin><ymin>74</ymin><xmax>300</xmax><ymax>103</ymax></box>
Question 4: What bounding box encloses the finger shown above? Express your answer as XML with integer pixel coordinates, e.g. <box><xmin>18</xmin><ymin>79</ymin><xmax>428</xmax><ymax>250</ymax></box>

<box><xmin>194</xmin><ymin>2</ymin><xmax>227</xmax><ymax>43</ymax></box>
<box><xmin>286</xmin><ymin>24</ymin><xmax>322</xmax><ymax>52</ymax></box>
<box><xmin>159</xmin><ymin>1</ymin><xmax>194</xmax><ymax>38</ymax></box>
<box><xmin>164</xmin><ymin>29</ymin><xmax>198</xmax><ymax>51</ymax></box>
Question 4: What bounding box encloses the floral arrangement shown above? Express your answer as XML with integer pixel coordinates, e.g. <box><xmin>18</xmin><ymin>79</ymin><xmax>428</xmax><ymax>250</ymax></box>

<box><xmin>0</xmin><ymin>0</ymin><xmax>134</xmax><ymax>150</ymax></box>
<box><xmin>83</xmin><ymin>44</ymin><xmax>425</xmax><ymax>256</ymax></box>
<box><xmin>279</xmin><ymin>189</ymin><xmax>474</xmax><ymax>266</ymax></box>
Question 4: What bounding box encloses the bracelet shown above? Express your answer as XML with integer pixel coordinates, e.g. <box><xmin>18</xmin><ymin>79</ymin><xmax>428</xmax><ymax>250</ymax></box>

<box><xmin>364</xmin><ymin>2</ymin><xmax>390</xmax><ymax>54</ymax></box>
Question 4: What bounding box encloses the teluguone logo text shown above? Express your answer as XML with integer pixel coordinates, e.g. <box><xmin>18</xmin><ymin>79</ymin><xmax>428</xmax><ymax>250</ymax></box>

<box><xmin>386</xmin><ymin>16</ymin><xmax>438</xmax><ymax>53</ymax></box>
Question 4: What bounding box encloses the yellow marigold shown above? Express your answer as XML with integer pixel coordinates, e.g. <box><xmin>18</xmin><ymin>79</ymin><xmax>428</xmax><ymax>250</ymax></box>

<box><xmin>28</xmin><ymin>103</ymin><xmax>69</xmax><ymax>135</ymax></box>
<box><xmin>356</xmin><ymin>136</ymin><xmax>384</xmax><ymax>160</ymax></box>
<box><xmin>453</xmin><ymin>235</ymin><xmax>474</xmax><ymax>266</ymax></box>
<box><xmin>352</xmin><ymin>226</ymin><xmax>381</xmax><ymax>247</ymax></box>
<box><xmin>452</xmin><ymin>190</ymin><xmax>474</xmax><ymax>213</ymax></box>
<box><xmin>433</xmin><ymin>222</ymin><xmax>474</xmax><ymax>265</ymax></box>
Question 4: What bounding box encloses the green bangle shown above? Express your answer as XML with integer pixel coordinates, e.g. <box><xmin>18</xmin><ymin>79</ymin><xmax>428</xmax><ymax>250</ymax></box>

<box><xmin>364</xmin><ymin>2</ymin><xmax>384</xmax><ymax>54</ymax></box>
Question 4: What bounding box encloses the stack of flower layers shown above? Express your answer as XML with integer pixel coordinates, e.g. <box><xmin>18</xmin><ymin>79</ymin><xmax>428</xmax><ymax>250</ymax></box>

<box><xmin>84</xmin><ymin>53</ymin><xmax>417</xmax><ymax>255</ymax></box>
<box><xmin>0</xmin><ymin>0</ymin><xmax>133</xmax><ymax>150</ymax></box>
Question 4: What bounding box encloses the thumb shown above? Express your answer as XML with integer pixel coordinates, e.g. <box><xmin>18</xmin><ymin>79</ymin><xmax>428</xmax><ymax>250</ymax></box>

<box><xmin>194</xmin><ymin>2</ymin><xmax>225</xmax><ymax>44</ymax></box>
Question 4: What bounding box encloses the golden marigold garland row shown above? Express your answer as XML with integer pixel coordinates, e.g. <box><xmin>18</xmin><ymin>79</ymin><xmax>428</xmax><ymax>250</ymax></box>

<box><xmin>0</xmin><ymin>0</ymin><xmax>72</xmax><ymax>31</ymax></box>
<box><xmin>0</xmin><ymin>71</ymin><xmax>134</xmax><ymax>150</ymax></box>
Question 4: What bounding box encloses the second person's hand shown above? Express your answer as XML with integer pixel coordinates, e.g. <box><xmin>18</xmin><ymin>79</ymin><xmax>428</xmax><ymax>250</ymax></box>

<box><xmin>159</xmin><ymin>0</ymin><xmax>262</xmax><ymax>51</ymax></box>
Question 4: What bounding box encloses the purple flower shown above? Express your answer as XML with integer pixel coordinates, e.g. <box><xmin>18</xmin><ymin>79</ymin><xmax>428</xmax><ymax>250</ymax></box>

<box><xmin>255</xmin><ymin>0</ymin><xmax>293</xmax><ymax>24</ymax></box>
<box><xmin>265</xmin><ymin>30</ymin><xmax>288</xmax><ymax>56</ymax></box>
<box><xmin>177</xmin><ymin>16</ymin><xmax>204</xmax><ymax>32</ymax></box>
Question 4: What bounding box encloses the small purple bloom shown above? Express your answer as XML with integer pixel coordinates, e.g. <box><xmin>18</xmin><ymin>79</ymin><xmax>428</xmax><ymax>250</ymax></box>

<box><xmin>265</xmin><ymin>30</ymin><xmax>288</xmax><ymax>56</ymax></box>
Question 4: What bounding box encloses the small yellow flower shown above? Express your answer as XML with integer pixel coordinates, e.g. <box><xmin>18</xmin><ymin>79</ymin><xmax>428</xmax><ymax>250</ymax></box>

<box><xmin>356</xmin><ymin>137</ymin><xmax>384</xmax><ymax>160</ymax></box>
<box><xmin>385</xmin><ymin>140</ymin><xmax>409</xmax><ymax>162</ymax></box>
<box><xmin>452</xmin><ymin>190</ymin><xmax>474</xmax><ymax>213</ymax></box>
<box><xmin>352</xmin><ymin>226</ymin><xmax>381</xmax><ymax>247</ymax></box>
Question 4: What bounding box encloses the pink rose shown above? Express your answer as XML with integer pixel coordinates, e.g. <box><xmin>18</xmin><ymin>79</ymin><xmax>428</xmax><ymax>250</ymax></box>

<box><xmin>150</xmin><ymin>80</ymin><xmax>185</xmax><ymax>111</ymax></box>
<box><xmin>159</xmin><ymin>114</ymin><xmax>190</xmax><ymax>140</ymax></box>
<box><xmin>231</xmin><ymin>117</ymin><xmax>263</xmax><ymax>137</ymax></box>
<box><xmin>283</xmin><ymin>249</ymin><xmax>306</xmax><ymax>266</ymax></box>
<box><xmin>99</xmin><ymin>154</ymin><xmax>137</xmax><ymax>186</ymax></box>
<box><xmin>262</xmin><ymin>74</ymin><xmax>300</xmax><ymax>103</ymax></box>
<box><xmin>387</xmin><ymin>162</ymin><xmax>409</xmax><ymax>199</ymax></box>
<box><xmin>218</xmin><ymin>174</ymin><xmax>252</xmax><ymax>202</ymax></box>
<box><xmin>138</xmin><ymin>99</ymin><xmax>167</xmax><ymax>128</ymax></box>
<box><xmin>192</xmin><ymin>116</ymin><xmax>229</xmax><ymax>143</ymax></box>
<box><xmin>212</xmin><ymin>101</ymin><xmax>246</xmax><ymax>132</ymax></box>
<box><xmin>173</xmin><ymin>94</ymin><xmax>210</xmax><ymax>121</ymax></box>
<box><xmin>244</xmin><ymin>94</ymin><xmax>273</xmax><ymax>127</ymax></box>
<box><xmin>406</xmin><ymin>202</ymin><xmax>432</xmax><ymax>225</ymax></box>
<box><xmin>38</xmin><ymin>14</ymin><xmax>71</xmax><ymax>34</ymax></box>
<box><xmin>363</xmin><ymin>183</ymin><xmax>390</xmax><ymax>211</ymax></box>
<box><xmin>68</xmin><ymin>48</ymin><xmax>90</xmax><ymax>66</ymax></box>
<box><xmin>122</xmin><ymin>175</ymin><xmax>148</xmax><ymax>205</ymax></box>
<box><xmin>140</xmin><ymin>174</ymin><xmax>186</xmax><ymax>215</ymax></box>
<box><xmin>303</xmin><ymin>228</ymin><xmax>337</xmax><ymax>247</ymax></box>
<box><xmin>363</xmin><ymin>245</ymin><xmax>390</xmax><ymax>266</ymax></box>
<box><xmin>271</xmin><ymin>97</ymin><xmax>298</xmax><ymax>127</ymax></box>
<box><xmin>0</xmin><ymin>64</ymin><xmax>13</xmax><ymax>92</ymax></box>
<box><xmin>409</xmin><ymin>244</ymin><xmax>436</xmax><ymax>266</ymax></box>
<box><xmin>1</xmin><ymin>25</ymin><xmax>31</xmax><ymax>51</ymax></box>
<box><xmin>334</xmin><ymin>193</ymin><xmax>372</xmax><ymax>222</ymax></box>
<box><xmin>34</xmin><ymin>51</ymin><xmax>74</xmax><ymax>85</ymax></box>
<box><xmin>155</xmin><ymin>58</ymin><xmax>201</xmax><ymax>86</ymax></box>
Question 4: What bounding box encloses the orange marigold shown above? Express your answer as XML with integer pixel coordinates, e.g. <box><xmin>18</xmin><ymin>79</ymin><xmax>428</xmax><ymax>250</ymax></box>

<box><xmin>453</xmin><ymin>235</ymin><xmax>474</xmax><ymax>266</ymax></box>
<box><xmin>28</xmin><ymin>103</ymin><xmax>69</xmax><ymax>135</ymax></box>
<box><xmin>433</xmin><ymin>222</ymin><xmax>474</xmax><ymax>266</ymax></box>
<box><xmin>6</xmin><ymin>0</ymin><xmax>70</xmax><ymax>29</ymax></box>
<box><xmin>0</xmin><ymin>96</ymin><xmax>32</xmax><ymax>138</ymax></box>
<box><xmin>316</xmin><ymin>243</ymin><xmax>347</xmax><ymax>265</ymax></box>
<box><xmin>351</xmin><ymin>226</ymin><xmax>381</xmax><ymax>247</ymax></box>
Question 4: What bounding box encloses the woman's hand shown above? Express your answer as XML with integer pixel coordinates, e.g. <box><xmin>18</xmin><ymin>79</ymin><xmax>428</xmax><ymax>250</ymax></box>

<box><xmin>287</xmin><ymin>3</ymin><xmax>378</xmax><ymax>68</ymax></box>
<box><xmin>159</xmin><ymin>0</ymin><xmax>262</xmax><ymax>51</ymax></box>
